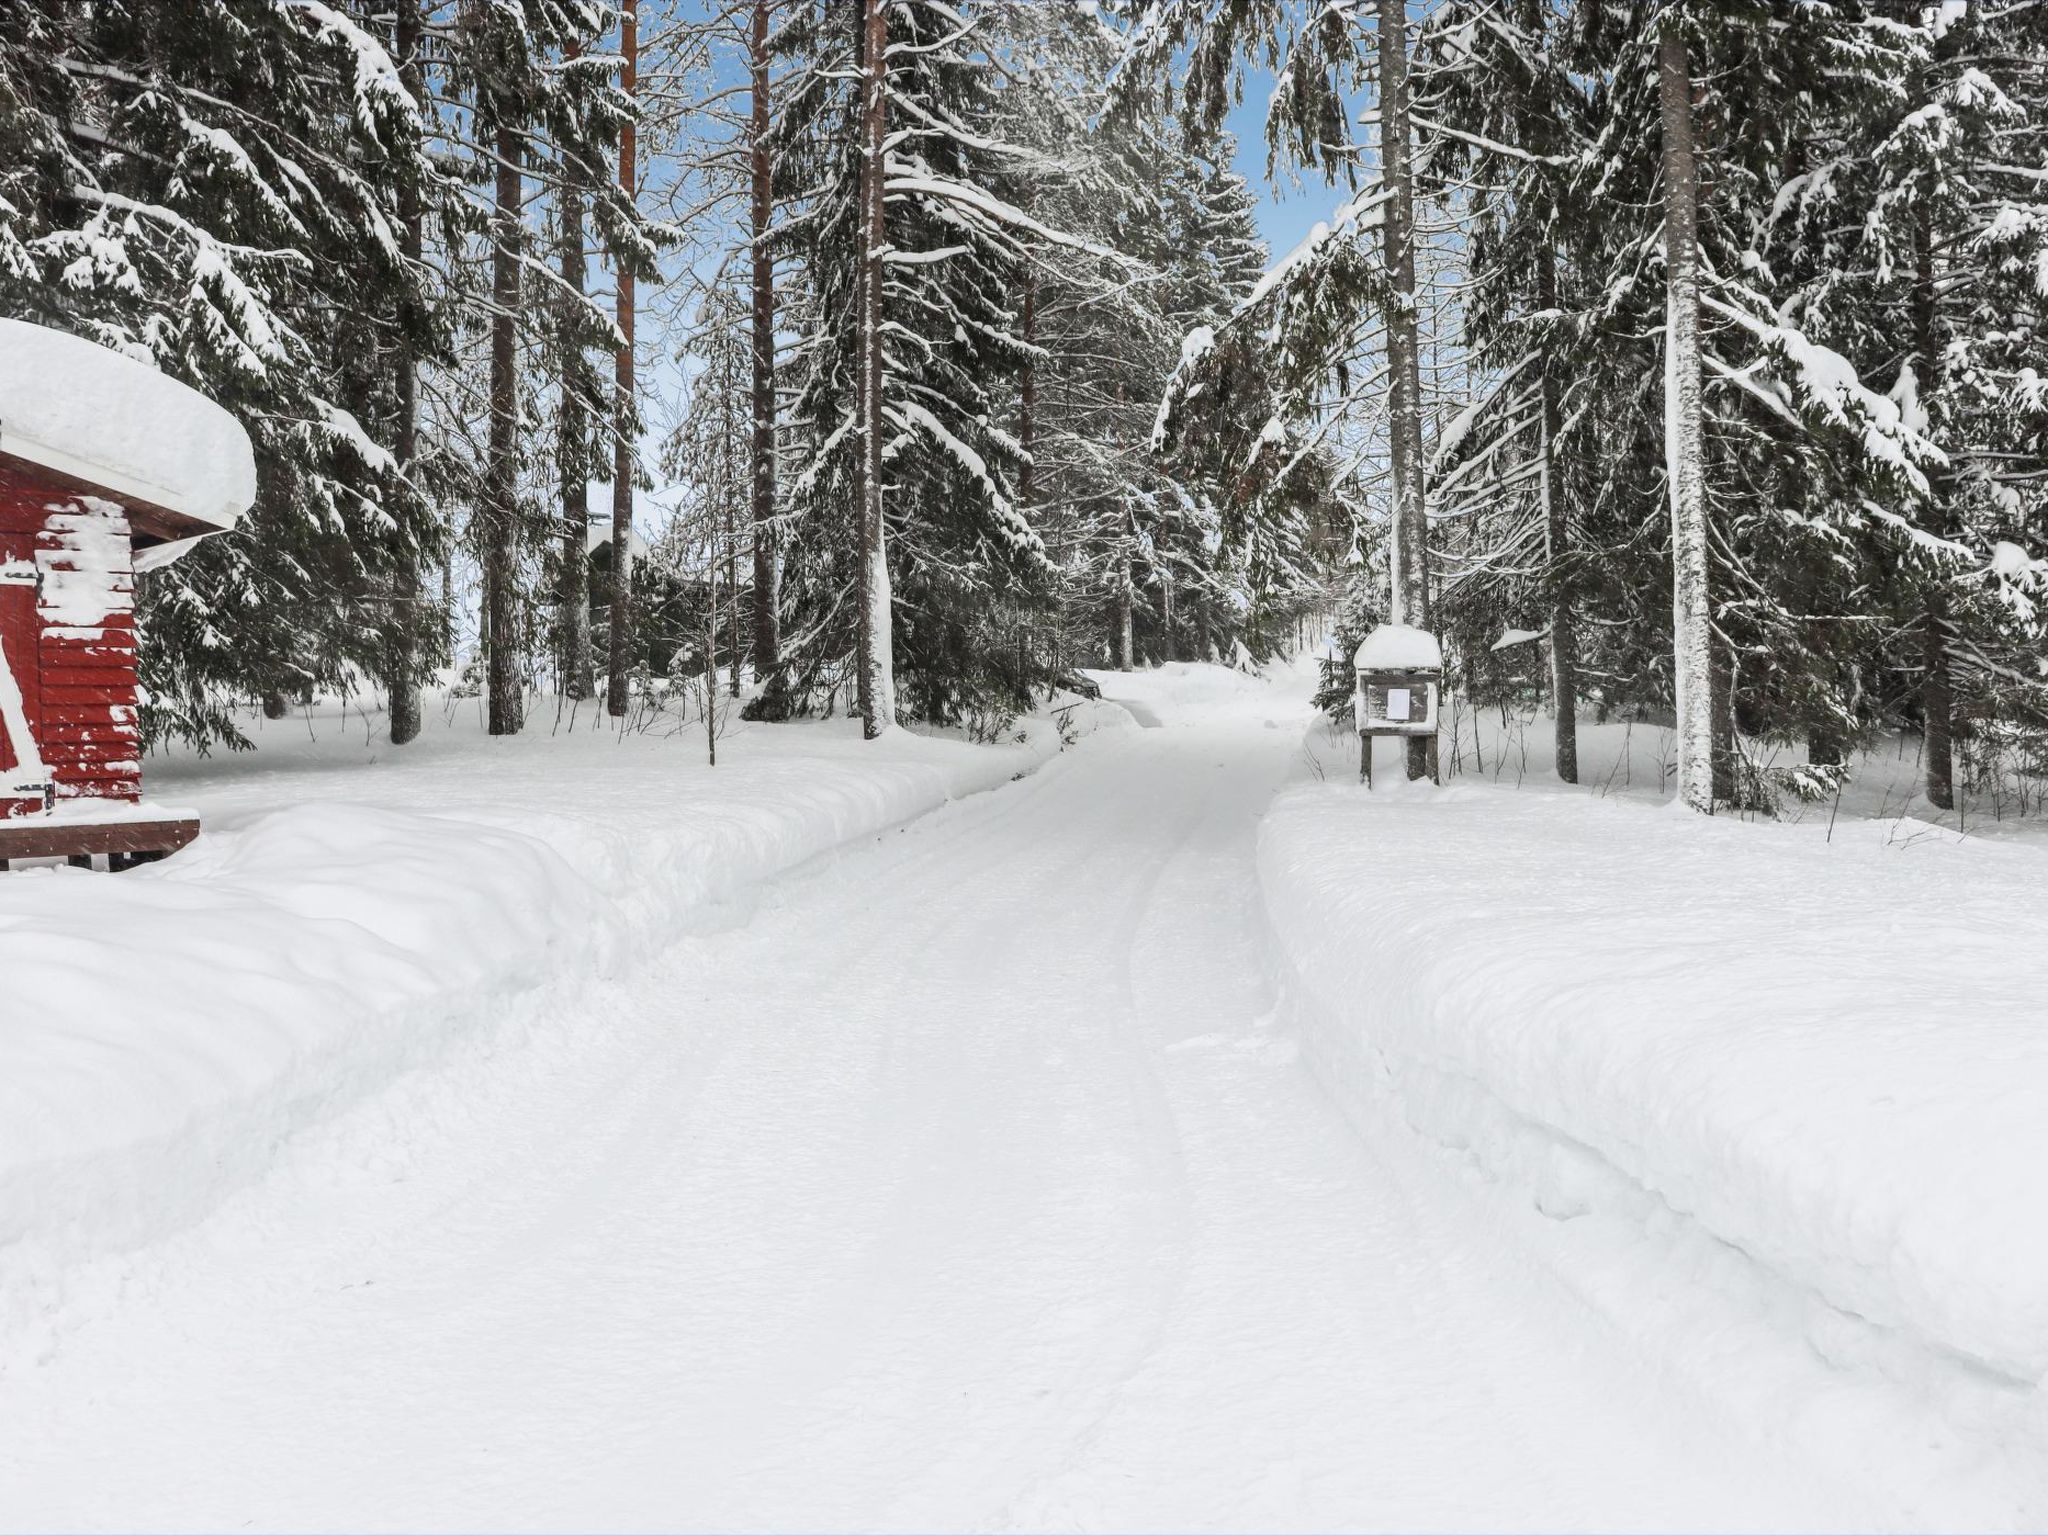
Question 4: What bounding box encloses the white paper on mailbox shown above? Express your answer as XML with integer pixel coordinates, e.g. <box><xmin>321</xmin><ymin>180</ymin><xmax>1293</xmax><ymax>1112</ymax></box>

<box><xmin>1385</xmin><ymin>687</ymin><xmax>1412</xmax><ymax>722</ymax></box>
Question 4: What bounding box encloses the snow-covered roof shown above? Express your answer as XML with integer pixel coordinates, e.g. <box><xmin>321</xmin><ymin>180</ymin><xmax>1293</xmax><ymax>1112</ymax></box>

<box><xmin>0</xmin><ymin>318</ymin><xmax>255</xmax><ymax>534</ymax></box>
<box><xmin>1354</xmin><ymin>623</ymin><xmax>1443</xmax><ymax>672</ymax></box>
<box><xmin>583</xmin><ymin>518</ymin><xmax>651</xmax><ymax>561</ymax></box>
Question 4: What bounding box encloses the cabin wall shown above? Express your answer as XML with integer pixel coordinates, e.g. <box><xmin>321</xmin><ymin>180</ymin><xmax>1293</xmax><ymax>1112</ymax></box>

<box><xmin>0</xmin><ymin>464</ymin><xmax>141</xmax><ymax>816</ymax></box>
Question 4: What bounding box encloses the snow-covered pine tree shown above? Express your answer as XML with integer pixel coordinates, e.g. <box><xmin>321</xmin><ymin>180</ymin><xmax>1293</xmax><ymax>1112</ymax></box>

<box><xmin>640</xmin><ymin>0</ymin><xmax>795</xmax><ymax>712</ymax></box>
<box><xmin>987</xmin><ymin>2</ymin><xmax>1176</xmax><ymax>677</ymax></box>
<box><xmin>1122</xmin><ymin>0</ymin><xmax>1442</xmax><ymax>773</ymax></box>
<box><xmin>383</xmin><ymin>0</ymin><xmax>437</xmax><ymax>748</ymax></box>
<box><xmin>0</xmin><ymin>0</ymin><xmax>439</xmax><ymax>748</ymax></box>
<box><xmin>1417</xmin><ymin>0</ymin><xmax>1594</xmax><ymax>783</ymax></box>
<box><xmin>773</xmin><ymin>0</ymin><xmax>1075</xmax><ymax>734</ymax></box>
<box><xmin>1770</xmin><ymin>0</ymin><xmax>2048</xmax><ymax>809</ymax></box>
<box><xmin>746</xmin><ymin>0</ymin><xmax>783</xmax><ymax>695</ymax></box>
<box><xmin>605</xmin><ymin>0</ymin><xmax>641</xmax><ymax>721</ymax></box>
<box><xmin>437</xmin><ymin>0</ymin><xmax>655</xmax><ymax>734</ymax></box>
<box><xmin>552</xmin><ymin>115</ymin><xmax>606</xmax><ymax>702</ymax></box>
<box><xmin>661</xmin><ymin>283</ymin><xmax>755</xmax><ymax>711</ymax></box>
<box><xmin>1507</xmin><ymin>0</ymin><xmax>1939</xmax><ymax>810</ymax></box>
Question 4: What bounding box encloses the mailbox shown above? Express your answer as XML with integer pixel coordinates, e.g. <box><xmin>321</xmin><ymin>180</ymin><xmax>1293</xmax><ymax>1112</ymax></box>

<box><xmin>1354</xmin><ymin>624</ymin><xmax>1442</xmax><ymax>783</ymax></box>
<box><xmin>1354</xmin><ymin>624</ymin><xmax>1443</xmax><ymax>734</ymax></box>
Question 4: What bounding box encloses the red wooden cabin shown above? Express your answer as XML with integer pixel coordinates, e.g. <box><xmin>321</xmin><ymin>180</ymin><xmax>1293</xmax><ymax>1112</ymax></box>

<box><xmin>0</xmin><ymin>318</ymin><xmax>254</xmax><ymax>868</ymax></box>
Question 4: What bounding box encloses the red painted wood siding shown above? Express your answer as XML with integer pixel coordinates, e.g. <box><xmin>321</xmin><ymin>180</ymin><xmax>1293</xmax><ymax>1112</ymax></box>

<box><xmin>0</xmin><ymin>514</ymin><xmax>40</xmax><ymax>818</ymax></box>
<box><xmin>0</xmin><ymin>464</ymin><xmax>141</xmax><ymax>817</ymax></box>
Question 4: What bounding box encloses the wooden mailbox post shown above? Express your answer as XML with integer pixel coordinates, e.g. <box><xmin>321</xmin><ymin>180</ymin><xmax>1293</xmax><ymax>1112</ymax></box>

<box><xmin>0</xmin><ymin>319</ymin><xmax>256</xmax><ymax>869</ymax></box>
<box><xmin>1355</xmin><ymin>623</ymin><xmax>1442</xmax><ymax>787</ymax></box>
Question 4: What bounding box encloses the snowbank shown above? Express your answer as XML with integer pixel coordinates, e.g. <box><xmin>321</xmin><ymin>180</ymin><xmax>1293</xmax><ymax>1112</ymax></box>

<box><xmin>0</xmin><ymin>693</ymin><xmax>1134</xmax><ymax>1320</ymax></box>
<box><xmin>1258</xmin><ymin>778</ymin><xmax>2048</xmax><ymax>1526</ymax></box>
<box><xmin>0</xmin><ymin>318</ymin><xmax>254</xmax><ymax>531</ymax></box>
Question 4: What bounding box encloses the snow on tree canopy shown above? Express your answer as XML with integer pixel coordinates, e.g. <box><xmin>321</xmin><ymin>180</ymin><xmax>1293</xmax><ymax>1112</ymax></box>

<box><xmin>1353</xmin><ymin>623</ymin><xmax>1443</xmax><ymax>672</ymax></box>
<box><xmin>0</xmin><ymin>319</ymin><xmax>255</xmax><ymax>534</ymax></box>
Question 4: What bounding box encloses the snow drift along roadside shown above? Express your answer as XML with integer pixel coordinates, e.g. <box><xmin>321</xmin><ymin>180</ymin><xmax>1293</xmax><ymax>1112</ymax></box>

<box><xmin>0</xmin><ymin>698</ymin><xmax>1133</xmax><ymax>1320</ymax></box>
<box><xmin>1257</xmin><ymin>777</ymin><xmax>2048</xmax><ymax>1528</ymax></box>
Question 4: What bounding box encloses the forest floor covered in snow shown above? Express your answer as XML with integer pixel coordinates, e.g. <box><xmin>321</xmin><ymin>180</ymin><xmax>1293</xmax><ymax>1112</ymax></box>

<box><xmin>1422</xmin><ymin>690</ymin><xmax>2048</xmax><ymax>842</ymax></box>
<box><xmin>1</xmin><ymin>663</ymin><xmax>2044</xmax><ymax>1531</ymax></box>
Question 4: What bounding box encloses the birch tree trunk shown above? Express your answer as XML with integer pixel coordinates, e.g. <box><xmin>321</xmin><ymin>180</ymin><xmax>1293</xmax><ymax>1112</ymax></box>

<box><xmin>1659</xmin><ymin>18</ymin><xmax>1713</xmax><ymax>813</ymax></box>
<box><xmin>605</xmin><ymin>0</ymin><xmax>638</xmax><ymax>720</ymax></box>
<box><xmin>855</xmin><ymin>0</ymin><xmax>895</xmax><ymax>738</ymax></box>
<box><xmin>1379</xmin><ymin>0</ymin><xmax>1435</xmax><ymax>782</ymax></box>
<box><xmin>748</xmin><ymin>0</ymin><xmax>781</xmax><ymax>689</ymax></box>
<box><xmin>485</xmin><ymin>122</ymin><xmax>523</xmax><ymax>737</ymax></box>
<box><xmin>385</xmin><ymin>0</ymin><xmax>425</xmax><ymax>745</ymax></box>
<box><xmin>558</xmin><ymin>166</ymin><xmax>595</xmax><ymax>700</ymax></box>
<box><xmin>1117</xmin><ymin>517</ymin><xmax>1135</xmax><ymax>671</ymax></box>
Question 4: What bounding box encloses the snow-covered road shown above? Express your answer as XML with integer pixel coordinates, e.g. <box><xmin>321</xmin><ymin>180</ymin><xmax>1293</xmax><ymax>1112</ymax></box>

<box><xmin>1</xmin><ymin>674</ymin><xmax>1875</xmax><ymax>1532</ymax></box>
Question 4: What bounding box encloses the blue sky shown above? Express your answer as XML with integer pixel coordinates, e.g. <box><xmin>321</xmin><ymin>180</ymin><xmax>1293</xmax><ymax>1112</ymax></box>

<box><xmin>1224</xmin><ymin>67</ymin><xmax>1344</xmax><ymax>263</ymax></box>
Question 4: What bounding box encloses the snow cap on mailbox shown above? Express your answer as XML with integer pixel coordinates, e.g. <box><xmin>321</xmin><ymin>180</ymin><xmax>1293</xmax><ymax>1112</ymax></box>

<box><xmin>1353</xmin><ymin>623</ymin><xmax>1442</xmax><ymax>673</ymax></box>
<box><xmin>0</xmin><ymin>317</ymin><xmax>256</xmax><ymax>564</ymax></box>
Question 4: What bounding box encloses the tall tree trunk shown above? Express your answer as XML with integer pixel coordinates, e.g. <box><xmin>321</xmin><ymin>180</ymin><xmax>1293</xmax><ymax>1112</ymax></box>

<box><xmin>725</xmin><ymin>399</ymin><xmax>743</xmax><ymax>698</ymax></box>
<box><xmin>1019</xmin><ymin>272</ymin><xmax>1036</xmax><ymax>511</ymax></box>
<box><xmin>485</xmin><ymin>123</ymin><xmax>523</xmax><ymax>737</ymax></box>
<box><xmin>1660</xmin><ymin>18</ymin><xmax>1712</xmax><ymax>813</ymax></box>
<box><xmin>748</xmin><ymin>0</ymin><xmax>781</xmax><ymax>688</ymax></box>
<box><xmin>558</xmin><ymin>164</ymin><xmax>595</xmax><ymax>700</ymax></box>
<box><xmin>1161</xmin><ymin>569</ymin><xmax>1176</xmax><ymax>662</ymax></box>
<box><xmin>855</xmin><ymin>0</ymin><xmax>894</xmax><ymax>738</ymax></box>
<box><xmin>1379</xmin><ymin>0</ymin><xmax>1434</xmax><ymax>782</ymax></box>
<box><xmin>1913</xmin><ymin>200</ymin><xmax>1955</xmax><ymax>811</ymax></box>
<box><xmin>1114</xmin><ymin>372</ymin><xmax>1135</xmax><ymax>670</ymax></box>
<box><xmin>1535</xmin><ymin>250</ymin><xmax>1576</xmax><ymax>784</ymax></box>
<box><xmin>704</xmin><ymin>520</ymin><xmax>719</xmax><ymax>766</ymax></box>
<box><xmin>606</xmin><ymin>0</ymin><xmax>638</xmax><ymax>719</ymax></box>
<box><xmin>1712</xmin><ymin>642</ymin><xmax>1737</xmax><ymax>802</ymax></box>
<box><xmin>1117</xmin><ymin>510</ymin><xmax>1135</xmax><ymax>671</ymax></box>
<box><xmin>384</xmin><ymin>0</ymin><xmax>426</xmax><ymax>746</ymax></box>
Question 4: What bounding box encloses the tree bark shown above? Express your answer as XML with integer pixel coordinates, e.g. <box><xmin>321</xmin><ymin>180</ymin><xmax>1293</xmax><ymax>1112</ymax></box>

<box><xmin>725</xmin><ymin>395</ymin><xmax>743</xmax><ymax>698</ymax></box>
<box><xmin>1116</xmin><ymin>518</ymin><xmax>1135</xmax><ymax>671</ymax></box>
<box><xmin>605</xmin><ymin>0</ymin><xmax>638</xmax><ymax>719</ymax></box>
<box><xmin>855</xmin><ymin>0</ymin><xmax>895</xmax><ymax>737</ymax></box>
<box><xmin>485</xmin><ymin>121</ymin><xmax>523</xmax><ymax>737</ymax></box>
<box><xmin>748</xmin><ymin>0</ymin><xmax>782</xmax><ymax>689</ymax></box>
<box><xmin>1912</xmin><ymin>199</ymin><xmax>1955</xmax><ymax>810</ymax></box>
<box><xmin>1712</xmin><ymin>643</ymin><xmax>1737</xmax><ymax>803</ymax></box>
<box><xmin>385</xmin><ymin>0</ymin><xmax>426</xmax><ymax>746</ymax></box>
<box><xmin>1660</xmin><ymin>18</ymin><xmax>1712</xmax><ymax>812</ymax></box>
<box><xmin>1019</xmin><ymin>271</ymin><xmax>1036</xmax><ymax>512</ymax></box>
<box><xmin>558</xmin><ymin>162</ymin><xmax>595</xmax><ymax>700</ymax></box>
<box><xmin>1379</xmin><ymin>0</ymin><xmax>1435</xmax><ymax>782</ymax></box>
<box><xmin>1535</xmin><ymin>244</ymin><xmax>1576</xmax><ymax>784</ymax></box>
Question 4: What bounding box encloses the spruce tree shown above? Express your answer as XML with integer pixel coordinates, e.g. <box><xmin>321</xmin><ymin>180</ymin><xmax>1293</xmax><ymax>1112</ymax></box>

<box><xmin>0</xmin><ymin>0</ymin><xmax>440</xmax><ymax>748</ymax></box>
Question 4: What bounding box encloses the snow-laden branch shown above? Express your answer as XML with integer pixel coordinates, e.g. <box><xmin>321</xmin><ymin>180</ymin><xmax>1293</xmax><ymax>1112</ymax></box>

<box><xmin>882</xmin><ymin>172</ymin><xmax>1124</xmax><ymax>264</ymax></box>
<box><xmin>1703</xmin><ymin>292</ymin><xmax>1943</xmax><ymax>491</ymax></box>
<box><xmin>1245</xmin><ymin>186</ymin><xmax>1392</xmax><ymax>311</ymax></box>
